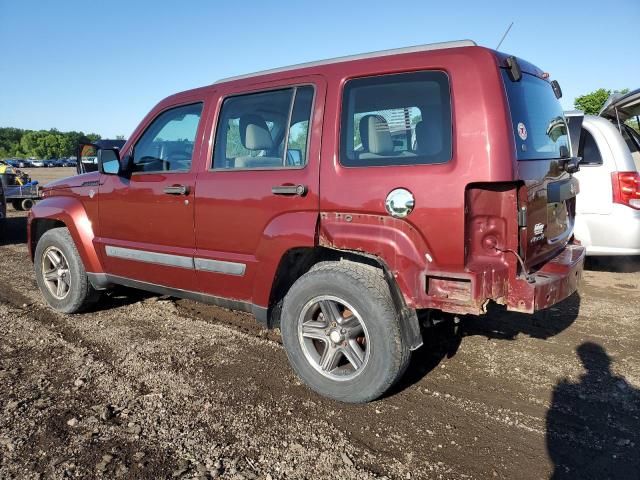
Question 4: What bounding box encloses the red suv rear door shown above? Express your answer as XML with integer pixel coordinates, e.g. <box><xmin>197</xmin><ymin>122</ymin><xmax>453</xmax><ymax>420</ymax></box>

<box><xmin>193</xmin><ymin>76</ymin><xmax>325</xmax><ymax>307</ymax></box>
<box><xmin>500</xmin><ymin>69</ymin><xmax>579</xmax><ymax>269</ymax></box>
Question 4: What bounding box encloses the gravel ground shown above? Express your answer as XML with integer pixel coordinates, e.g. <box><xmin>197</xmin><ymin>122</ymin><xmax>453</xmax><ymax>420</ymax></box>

<box><xmin>0</xmin><ymin>169</ymin><xmax>639</xmax><ymax>479</ymax></box>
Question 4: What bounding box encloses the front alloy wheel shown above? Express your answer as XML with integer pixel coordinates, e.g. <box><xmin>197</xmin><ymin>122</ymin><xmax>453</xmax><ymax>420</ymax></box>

<box><xmin>41</xmin><ymin>246</ymin><xmax>71</xmax><ymax>299</ymax></box>
<box><xmin>34</xmin><ymin>227</ymin><xmax>99</xmax><ymax>313</ymax></box>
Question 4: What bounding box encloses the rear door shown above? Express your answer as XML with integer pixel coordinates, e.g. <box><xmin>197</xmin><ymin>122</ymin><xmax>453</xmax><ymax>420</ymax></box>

<box><xmin>501</xmin><ymin>70</ymin><xmax>578</xmax><ymax>269</ymax></box>
<box><xmin>193</xmin><ymin>77</ymin><xmax>325</xmax><ymax>304</ymax></box>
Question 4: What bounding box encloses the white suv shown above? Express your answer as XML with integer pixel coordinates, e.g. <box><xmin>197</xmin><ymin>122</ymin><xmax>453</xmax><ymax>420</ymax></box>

<box><xmin>567</xmin><ymin>89</ymin><xmax>640</xmax><ymax>255</ymax></box>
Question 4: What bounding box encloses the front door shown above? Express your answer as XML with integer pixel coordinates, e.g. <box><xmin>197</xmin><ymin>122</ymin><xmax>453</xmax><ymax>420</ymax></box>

<box><xmin>194</xmin><ymin>78</ymin><xmax>325</xmax><ymax>306</ymax></box>
<box><xmin>96</xmin><ymin>101</ymin><xmax>206</xmax><ymax>292</ymax></box>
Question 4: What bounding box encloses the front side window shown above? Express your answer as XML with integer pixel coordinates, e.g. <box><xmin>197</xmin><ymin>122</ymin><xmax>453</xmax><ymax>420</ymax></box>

<box><xmin>340</xmin><ymin>71</ymin><xmax>452</xmax><ymax>167</ymax></box>
<box><xmin>213</xmin><ymin>86</ymin><xmax>314</xmax><ymax>169</ymax></box>
<box><xmin>132</xmin><ymin>103</ymin><xmax>203</xmax><ymax>173</ymax></box>
<box><xmin>501</xmin><ymin>71</ymin><xmax>569</xmax><ymax>161</ymax></box>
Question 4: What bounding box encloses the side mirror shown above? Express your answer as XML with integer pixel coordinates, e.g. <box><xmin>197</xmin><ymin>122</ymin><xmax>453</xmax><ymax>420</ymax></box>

<box><xmin>98</xmin><ymin>148</ymin><xmax>121</xmax><ymax>175</ymax></box>
<box><xmin>77</xmin><ymin>142</ymin><xmax>125</xmax><ymax>176</ymax></box>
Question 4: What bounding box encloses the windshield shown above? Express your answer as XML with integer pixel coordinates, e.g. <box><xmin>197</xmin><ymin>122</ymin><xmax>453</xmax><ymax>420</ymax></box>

<box><xmin>501</xmin><ymin>70</ymin><xmax>569</xmax><ymax>161</ymax></box>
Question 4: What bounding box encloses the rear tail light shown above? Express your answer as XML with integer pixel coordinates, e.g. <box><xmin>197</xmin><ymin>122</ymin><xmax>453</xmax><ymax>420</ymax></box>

<box><xmin>612</xmin><ymin>171</ymin><xmax>640</xmax><ymax>210</ymax></box>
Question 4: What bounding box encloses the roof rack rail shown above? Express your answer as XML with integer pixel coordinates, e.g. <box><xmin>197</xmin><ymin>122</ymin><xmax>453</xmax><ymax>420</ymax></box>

<box><xmin>214</xmin><ymin>39</ymin><xmax>477</xmax><ymax>84</ymax></box>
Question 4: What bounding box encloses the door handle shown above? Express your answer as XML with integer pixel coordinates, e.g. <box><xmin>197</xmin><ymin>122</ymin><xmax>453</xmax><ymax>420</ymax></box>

<box><xmin>271</xmin><ymin>184</ymin><xmax>307</xmax><ymax>196</ymax></box>
<box><xmin>163</xmin><ymin>185</ymin><xmax>189</xmax><ymax>195</ymax></box>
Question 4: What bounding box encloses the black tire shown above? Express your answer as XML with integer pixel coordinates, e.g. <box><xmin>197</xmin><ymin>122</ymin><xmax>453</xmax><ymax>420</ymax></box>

<box><xmin>34</xmin><ymin>227</ymin><xmax>100</xmax><ymax>313</ymax></box>
<box><xmin>21</xmin><ymin>198</ymin><xmax>34</xmax><ymax>211</ymax></box>
<box><xmin>11</xmin><ymin>199</ymin><xmax>23</xmax><ymax>211</ymax></box>
<box><xmin>281</xmin><ymin>260</ymin><xmax>410</xmax><ymax>403</ymax></box>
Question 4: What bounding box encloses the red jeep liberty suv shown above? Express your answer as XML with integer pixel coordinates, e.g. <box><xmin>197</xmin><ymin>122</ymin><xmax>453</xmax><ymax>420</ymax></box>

<box><xmin>29</xmin><ymin>40</ymin><xmax>585</xmax><ymax>403</ymax></box>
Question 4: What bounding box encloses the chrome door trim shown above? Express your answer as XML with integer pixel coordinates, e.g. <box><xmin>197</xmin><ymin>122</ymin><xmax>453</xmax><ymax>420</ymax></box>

<box><xmin>194</xmin><ymin>258</ymin><xmax>246</xmax><ymax>276</ymax></box>
<box><xmin>105</xmin><ymin>245</ymin><xmax>194</xmax><ymax>269</ymax></box>
<box><xmin>104</xmin><ymin>246</ymin><xmax>246</xmax><ymax>276</ymax></box>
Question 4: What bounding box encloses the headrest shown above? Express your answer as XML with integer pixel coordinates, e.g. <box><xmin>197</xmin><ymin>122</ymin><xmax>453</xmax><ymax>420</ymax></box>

<box><xmin>415</xmin><ymin>119</ymin><xmax>442</xmax><ymax>156</ymax></box>
<box><xmin>240</xmin><ymin>114</ymin><xmax>273</xmax><ymax>150</ymax></box>
<box><xmin>359</xmin><ymin>114</ymin><xmax>394</xmax><ymax>155</ymax></box>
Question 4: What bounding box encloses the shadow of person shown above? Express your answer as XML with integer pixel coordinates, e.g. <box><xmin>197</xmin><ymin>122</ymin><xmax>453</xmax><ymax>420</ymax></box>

<box><xmin>546</xmin><ymin>342</ymin><xmax>640</xmax><ymax>479</ymax></box>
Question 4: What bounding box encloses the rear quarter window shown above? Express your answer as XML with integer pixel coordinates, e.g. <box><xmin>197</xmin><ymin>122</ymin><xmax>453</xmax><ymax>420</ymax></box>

<box><xmin>340</xmin><ymin>71</ymin><xmax>452</xmax><ymax>167</ymax></box>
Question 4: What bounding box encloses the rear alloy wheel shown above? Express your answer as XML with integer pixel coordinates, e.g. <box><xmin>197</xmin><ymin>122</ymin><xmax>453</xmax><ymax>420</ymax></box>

<box><xmin>281</xmin><ymin>261</ymin><xmax>410</xmax><ymax>403</ymax></box>
<box><xmin>298</xmin><ymin>295</ymin><xmax>370</xmax><ymax>381</ymax></box>
<box><xmin>34</xmin><ymin>227</ymin><xmax>99</xmax><ymax>313</ymax></box>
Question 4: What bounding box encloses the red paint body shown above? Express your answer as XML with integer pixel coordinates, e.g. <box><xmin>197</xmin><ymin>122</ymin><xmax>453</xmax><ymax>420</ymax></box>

<box><xmin>28</xmin><ymin>45</ymin><xmax>584</xmax><ymax>318</ymax></box>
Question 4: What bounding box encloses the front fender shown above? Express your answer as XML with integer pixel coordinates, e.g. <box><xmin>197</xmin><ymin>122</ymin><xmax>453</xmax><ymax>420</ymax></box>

<box><xmin>29</xmin><ymin>196</ymin><xmax>104</xmax><ymax>274</ymax></box>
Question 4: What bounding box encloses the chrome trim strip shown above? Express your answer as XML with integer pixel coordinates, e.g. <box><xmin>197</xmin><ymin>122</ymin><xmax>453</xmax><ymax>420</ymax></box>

<box><xmin>214</xmin><ymin>40</ymin><xmax>476</xmax><ymax>84</ymax></box>
<box><xmin>105</xmin><ymin>246</ymin><xmax>194</xmax><ymax>269</ymax></box>
<box><xmin>194</xmin><ymin>258</ymin><xmax>246</xmax><ymax>276</ymax></box>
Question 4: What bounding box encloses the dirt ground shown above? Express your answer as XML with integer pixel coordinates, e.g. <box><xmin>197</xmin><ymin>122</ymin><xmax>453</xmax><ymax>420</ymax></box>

<box><xmin>0</xmin><ymin>169</ymin><xmax>639</xmax><ymax>479</ymax></box>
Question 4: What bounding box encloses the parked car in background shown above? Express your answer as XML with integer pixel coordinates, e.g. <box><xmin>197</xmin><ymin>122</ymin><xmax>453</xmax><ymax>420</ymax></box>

<box><xmin>30</xmin><ymin>160</ymin><xmax>45</xmax><ymax>168</ymax></box>
<box><xmin>30</xmin><ymin>41</ymin><xmax>584</xmax><ymax>403</ymax></box>
<box><xmin>6</xmin><ymin>159</ymin><xmax>32</xmax><ymax>168</ymax></box>
<box><xmin>567</xmin><ymin>89</ymin><xmax>640</xmax><ymax>256</ymax></box>
<box><xmin>0</xmin><ymin>179</ymin><xmax>6</xmax><ymax>230</ymax></box>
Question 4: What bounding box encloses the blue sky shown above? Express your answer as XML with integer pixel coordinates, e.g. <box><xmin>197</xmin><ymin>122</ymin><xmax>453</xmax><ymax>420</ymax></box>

<box><xmin>1</xmin><ymin>0</ymin><xmax>638</xmax><ymax>138</ymax></box>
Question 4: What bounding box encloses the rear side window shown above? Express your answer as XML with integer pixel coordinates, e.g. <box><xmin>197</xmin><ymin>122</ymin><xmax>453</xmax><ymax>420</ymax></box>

<box><xmin>213</xmin><ymin>86</ymin><xmax>314</xmax><ymax>170</ymax></box>
<box><xmin>578</xmin><ymin>129</ymin><xmax>602</xmax><ymax>166</ymax></box>
<box><xmin>340</xmin><ymin>71</ymin><xmax>452</xmax><ymax>167</ymax></box>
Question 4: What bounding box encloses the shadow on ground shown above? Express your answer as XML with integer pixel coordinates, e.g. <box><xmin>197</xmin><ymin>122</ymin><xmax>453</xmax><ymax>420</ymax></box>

<box><xmin>585</xmin><ymin>256</ymin><xmax>640</xmax><ymax>273</ymax></box>
<box><xmin>91</xmin><ymin>286</ymin><xmax>156</xmax><ymax>312</ymax></box>
<box><xmin>0</xmin><ymin>216</ymin><xmax>27</xmax><ymax>246</ymax></box>
<box><xmin>546</xmin><ymin>342</ymin><xmax>640</xmax><ymax>479</ymax></box>
<box><xmin>391</xmin><ymin>293</ymin><xmax>581</xmax><ymax>395</ymax></box>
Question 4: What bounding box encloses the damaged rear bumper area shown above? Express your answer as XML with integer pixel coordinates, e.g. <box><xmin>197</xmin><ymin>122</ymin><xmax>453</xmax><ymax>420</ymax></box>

<box><xmin>507</xmin><ymin>243</ymin><xmax>585</xmax><ymax>313</ymax></box>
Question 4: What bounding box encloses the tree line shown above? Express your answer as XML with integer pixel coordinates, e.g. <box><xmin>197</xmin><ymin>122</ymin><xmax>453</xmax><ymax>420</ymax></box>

<box><xmin>0</xmin><ymin>127</ymin><xmax>102</xmax><ymax>160</ymax></box>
